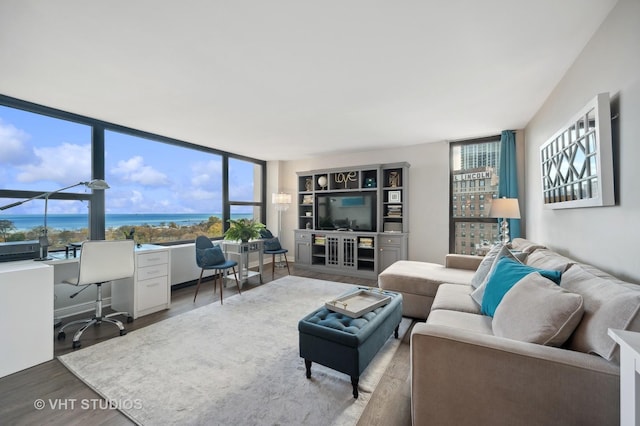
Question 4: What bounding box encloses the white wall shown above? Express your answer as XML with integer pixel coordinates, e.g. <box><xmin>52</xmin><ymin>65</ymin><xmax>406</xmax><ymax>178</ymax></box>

<box><xmin>524</xmin><ymin>0</ymin><xmax>640</xmax><ymax>283</ymax></box>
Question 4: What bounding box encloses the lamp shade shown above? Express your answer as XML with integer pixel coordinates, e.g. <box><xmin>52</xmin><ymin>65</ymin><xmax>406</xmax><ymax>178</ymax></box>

<box><xmin>489</xmin><ymin>198</ymin><xmax>521</xmax><ymax>219</ymax></box>
<box><xmin>272</xmin><ymin>192</ymin><xmax>292</xmax><ymax>205</ymax></box>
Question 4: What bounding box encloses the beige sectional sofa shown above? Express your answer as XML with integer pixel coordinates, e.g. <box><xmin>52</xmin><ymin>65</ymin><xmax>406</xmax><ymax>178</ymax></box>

<box><xmin>379</xmin><ymin>238</ymin><xmax>640</xmax><ymax>425</ymax></box>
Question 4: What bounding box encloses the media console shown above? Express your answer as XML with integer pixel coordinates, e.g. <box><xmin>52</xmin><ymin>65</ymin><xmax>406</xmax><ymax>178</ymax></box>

<box><xmin>295</xmin><ymin>163</ymin><xmax>409</xmax><ymax>279</ymax></box>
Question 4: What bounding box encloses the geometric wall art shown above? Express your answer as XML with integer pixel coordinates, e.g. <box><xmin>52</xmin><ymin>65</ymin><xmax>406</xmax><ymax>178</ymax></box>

<box><xmin>540</xmin><ymin>92</ymin><xmax>615</xmax><ymax>209</ymax></box>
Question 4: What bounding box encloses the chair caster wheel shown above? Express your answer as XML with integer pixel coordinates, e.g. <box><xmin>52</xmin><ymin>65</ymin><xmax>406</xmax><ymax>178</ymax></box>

<box><xmin>57</xmin><ymin>331</ymin><xmax>66</xmax><ymax>340</ymax></box>
<box><xmin>120</xmin><ymin>329</ymin><xmax>127</xmax><ymax>336</ymax></box>
<box><xmin>127</xmin><ymin>316</ymin><xmax>134</xmax><ymax>323</ymax></box>
<box><xmin>72</xmin><ymin>341</ymin><xmax>81</xmax><ymax>349</ymax></box>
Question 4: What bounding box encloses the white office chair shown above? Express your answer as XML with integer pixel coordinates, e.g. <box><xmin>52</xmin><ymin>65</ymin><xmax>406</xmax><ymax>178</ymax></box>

<box><xmin>57</xmin><ymin>239</ymin><xmax>135</xmax><ymax>349</ymax></box>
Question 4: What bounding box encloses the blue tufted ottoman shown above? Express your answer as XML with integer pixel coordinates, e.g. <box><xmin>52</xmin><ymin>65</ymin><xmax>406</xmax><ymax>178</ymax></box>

<box><xmin>298</xmin><ymin>288</ymin><xmax>402</xmax><ymax>398</ymax></box>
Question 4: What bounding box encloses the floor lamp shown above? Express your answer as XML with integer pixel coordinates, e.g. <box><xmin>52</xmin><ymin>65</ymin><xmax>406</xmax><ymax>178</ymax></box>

<box><xmin>489</xmin><ymin>197</ymin><xmax>521</xmax><ymax>245</ymax></box>
<box><xmin>272</xmin><ymin>192</ymin><xmax>291</xmax><ymax>267</ymax></box>
<box><xmin>0</xmin><ymin>179</ymin><xmax>110</xmax><ymax>260</ymax></box>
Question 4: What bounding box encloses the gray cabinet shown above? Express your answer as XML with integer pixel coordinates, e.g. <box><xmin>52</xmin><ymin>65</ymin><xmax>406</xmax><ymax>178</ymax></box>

<box><xmin>378</xmin><ymin>234</ymin><xmax>407</xmax><ymax>272</ymax></box>
<box><xmin>294</xmin><ymin>231</ymin><xmax>312</xmax><ymax>266</ymax></box>
<box><xmin>326</xmin><ymin>234</ymin><xmax>357</xmax><ymax>271</ymax></box>
<box><xmin>295</xmin><ymin>162</ymin><xmax>409</xmax><ymax>279</ymax></box>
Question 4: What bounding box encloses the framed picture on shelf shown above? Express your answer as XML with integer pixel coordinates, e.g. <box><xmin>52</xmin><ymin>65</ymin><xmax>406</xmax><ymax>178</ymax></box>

<box><xmin>388</xmin><ymin>191</ymin><xmax>401</xmax><ymax>203</ymax></box>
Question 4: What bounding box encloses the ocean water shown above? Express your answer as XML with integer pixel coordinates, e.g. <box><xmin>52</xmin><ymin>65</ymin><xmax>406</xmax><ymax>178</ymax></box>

<box><xmin>0</xmin><ymin>213</ymin><xmax>252</xmax><ymax>232</ymax></box>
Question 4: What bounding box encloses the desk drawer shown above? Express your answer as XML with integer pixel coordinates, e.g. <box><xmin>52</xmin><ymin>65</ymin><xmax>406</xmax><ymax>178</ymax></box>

<box><xmin>137</xmin><ymin>251</ymin><xmax>169</xmax><ymax>268</ymax></box>
<box><xmin>136</xmin><ymin>276</ymin><xmax>168</xmax><ymax>312</ymax></box>
<box><xmin>137</xmin><ymin>264</ymin><xmax>168</xmax><ymax>281</ymax></box>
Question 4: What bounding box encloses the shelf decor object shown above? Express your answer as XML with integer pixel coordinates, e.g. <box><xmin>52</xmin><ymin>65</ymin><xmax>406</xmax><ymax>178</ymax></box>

<box><xmin>388</xmin><ymin>191</ymin><xmax>401</xmax><ymax>203</ymax></box>
<box><xmin>317</xmin><ymin>175</ymin><xmax>328</xmax><ymax>189</ymax></box>
<box><xmin>489</xmin><ymin>197</ymin><xmax>521</xmax><ymax>245</ymax></box>
<box><xmin>540</xmin><ymin>93</ymin><xmax>614</xmax><ymax>209</ymax></box>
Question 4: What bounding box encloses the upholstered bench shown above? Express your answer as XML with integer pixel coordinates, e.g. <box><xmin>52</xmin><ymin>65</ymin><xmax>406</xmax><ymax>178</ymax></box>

<box><xmin>298</xmin><ymin>289</ymin><xmax>402</xmax><ymax>398</ymax></box>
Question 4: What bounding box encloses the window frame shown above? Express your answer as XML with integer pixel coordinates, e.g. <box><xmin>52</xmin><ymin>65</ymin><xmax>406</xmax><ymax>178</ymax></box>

<box><xmin>0</xmin><ymin>94</ymin><xmax>266</xmax><ymax>246</ymax></box>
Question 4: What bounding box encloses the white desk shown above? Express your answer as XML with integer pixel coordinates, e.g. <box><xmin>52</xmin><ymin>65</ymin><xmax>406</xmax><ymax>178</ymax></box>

<box><xmin>608</xmin><ymin>328</ymin><xmax>640</xmax><ymax>426</ymax></box>
<box><xmin>0</xmin><ymin>244</ymin><xmax>171</xmax><ymax>378</ymax></box>
<box><xmin>0</xmin><ymin>260</ymin><xmax>53</xmax><ymax>378</ymax></box>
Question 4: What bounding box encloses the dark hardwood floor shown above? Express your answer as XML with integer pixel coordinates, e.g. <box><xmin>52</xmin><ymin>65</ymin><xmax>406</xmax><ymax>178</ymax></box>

<box><xmin>0</xmin><ymin>264</ymin><xmax>412</xmax><ymax>425</ymax></box>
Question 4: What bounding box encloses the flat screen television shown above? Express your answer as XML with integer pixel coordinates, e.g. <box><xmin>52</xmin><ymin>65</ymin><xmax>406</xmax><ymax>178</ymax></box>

<box><xmin>316</xmin><ymin>192</ymin><xmax>377</xmax><ymax>231</ymax></box>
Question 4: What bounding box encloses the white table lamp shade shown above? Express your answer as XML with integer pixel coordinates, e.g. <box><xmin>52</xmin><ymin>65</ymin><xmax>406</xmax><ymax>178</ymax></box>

<box><xmin>489</xmin><ymin>198</ymin><xmax>521</xmax><ymax>219</ymax></box>
<box><xmin>272</xmin><ymin>193</ymin><xmax>292</xmax><ymax>205</ymax></box>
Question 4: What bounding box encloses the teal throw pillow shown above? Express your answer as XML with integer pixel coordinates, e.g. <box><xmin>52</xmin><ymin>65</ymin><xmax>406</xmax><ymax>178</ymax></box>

<box><xmin>259</xmin><ymin>228</ymin><xmax>274</xmax><ymax>239</ymax></box>
<box><xmin>481</xmin><ymin>257</ymin><xmax>562</xmax><ymax>317</ymax></box>
<box><xmin>264</xmin><ymin>237</ymin><xmax>282</xmax><ymax>251</ymax></box>
<box><xmin>198</xmin><ymin>246</ymin><xmax>226</xmax><ymax>266</ymax></box>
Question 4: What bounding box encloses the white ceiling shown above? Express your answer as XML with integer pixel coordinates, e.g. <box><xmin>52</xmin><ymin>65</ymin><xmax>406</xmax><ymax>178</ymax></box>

<box><xmin>0</xmin><ymin>1</ymin><xmax>617</xmax><ymax>161</ymax></box>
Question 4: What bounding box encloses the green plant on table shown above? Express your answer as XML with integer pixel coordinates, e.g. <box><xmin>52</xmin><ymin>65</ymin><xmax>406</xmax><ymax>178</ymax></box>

<box><xmin>224</xmin><ymin>219</ymin><xmax>265</xmax><ymax>242</ymax></box>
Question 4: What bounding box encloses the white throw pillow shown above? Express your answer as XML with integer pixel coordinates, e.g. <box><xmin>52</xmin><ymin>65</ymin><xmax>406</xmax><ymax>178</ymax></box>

<box><xmin>493</xmin><ymin>272</ymin><xmax>584</xmax><ymax>347</ymax></box>
<box><xmin>470</xmin><ymin>243</ymin><xmax>502</xmax><ymax>289</ymax></box>
<box><xmin>470</xmin><ymin>245</ymin><xmax>519</xmax><ymax>306</ymax></box>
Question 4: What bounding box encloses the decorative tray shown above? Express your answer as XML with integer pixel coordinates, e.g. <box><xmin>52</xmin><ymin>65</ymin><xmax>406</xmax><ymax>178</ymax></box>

<box><xmin>325</xmin><ymin>289</ymin><xmax>391</xmax><ymax>318</ymax></box>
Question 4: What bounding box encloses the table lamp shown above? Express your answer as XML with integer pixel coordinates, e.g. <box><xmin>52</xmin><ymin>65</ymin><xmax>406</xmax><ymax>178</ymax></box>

<box><xmin>489</xmin><ymin>197</ymin><xmax>520</xmax><ymax>245</ymax></box>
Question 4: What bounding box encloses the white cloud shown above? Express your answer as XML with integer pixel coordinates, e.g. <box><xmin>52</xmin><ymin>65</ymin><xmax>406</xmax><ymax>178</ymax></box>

<box><xmin>111</xmin><ymin>156</ymin><xmax>169</xmax><ymax>186</ymax></box>
<box><xmin>16</xmin><ymin>143</ymin><xmax>91</xmax><ymax>184</ymax></box>
<box><xmin>0</xmin><ymin>119</ymin><xmax>31</xmax><ymax>164</ymax></box>
<box><xmin>182</xmin><ymin>187</ymin><xmax>216</xmax><ymax>201</ymax></box>
<box><xmin>190</xmin><ymin>159</ymin><xmax>222</xmax><ymax>187</ymax></box>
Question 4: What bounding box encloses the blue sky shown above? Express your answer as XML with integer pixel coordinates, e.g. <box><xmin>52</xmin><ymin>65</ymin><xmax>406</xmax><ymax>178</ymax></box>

<box><xmin>0</xmin><ymin>105</ymin><xmax>257</xmax><ymax>215</ymax></box>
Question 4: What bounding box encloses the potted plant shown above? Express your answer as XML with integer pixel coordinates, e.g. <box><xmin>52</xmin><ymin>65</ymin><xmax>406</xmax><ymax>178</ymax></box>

<box><xmin>224</xmin><ymin>218</ymin><xmax>266</xmax><ymax>243</ymax></box>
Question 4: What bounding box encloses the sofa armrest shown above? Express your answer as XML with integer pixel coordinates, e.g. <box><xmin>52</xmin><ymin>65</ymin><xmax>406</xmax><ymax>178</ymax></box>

<box><xmin>444</xmin><ymin>254</ymin><xmax>482</xmax><ymax>271</ymax></box>
<box><xmin>411</xmin><ymin>323</ymin><xmax>619</xmax><ymax>426</ymax></box>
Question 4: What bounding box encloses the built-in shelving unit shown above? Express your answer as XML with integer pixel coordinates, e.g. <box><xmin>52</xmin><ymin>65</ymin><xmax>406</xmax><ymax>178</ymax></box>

<box><xmin>295</xmin><ymin>163</ymin><xmax>409</xmax><ymax>278</ymax></box>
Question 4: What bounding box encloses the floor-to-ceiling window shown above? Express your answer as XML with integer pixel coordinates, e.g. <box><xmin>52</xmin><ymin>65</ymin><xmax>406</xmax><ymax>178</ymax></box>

<box><xmin>0</xmin><ymin>95</ymin><xmax>266</xmax><ymax>249</ymax></box>
<box><xmin>104</xmin><ymin>130</ymin><xmax>225</xmax><ymax>243</ymax></box>
<box><xmin>450</xmin><ymin>136</ymin><xmax>501</xmax><ymax>254</ymax></box>
<box><xmin>0</xmin><ymin>104</ymin><xmax>93</xmax><ymax>249</ymax></box>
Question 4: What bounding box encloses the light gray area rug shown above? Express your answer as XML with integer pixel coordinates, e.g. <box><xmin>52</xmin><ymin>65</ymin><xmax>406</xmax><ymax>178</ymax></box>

<box><xmin>59</xmin><ymin>276</ymin><xmax>410</xmax><ymax>425</ymax></box>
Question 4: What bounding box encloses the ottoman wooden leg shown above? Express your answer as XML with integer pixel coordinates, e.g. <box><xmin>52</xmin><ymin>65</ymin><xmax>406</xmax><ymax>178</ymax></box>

<box><xmin>351</xmin><ymin>376</ymin><xmax>359</xmax><ymax>399</ymax></box>
<box><xmin>394</xmin><ymin>324</ymin><xmax>399</xmax><ymax>338</ymax></box>
<box><xmin>305</xmin><ymin>359</ymin><xmax>312</xmax><ymax>378</ymax></box>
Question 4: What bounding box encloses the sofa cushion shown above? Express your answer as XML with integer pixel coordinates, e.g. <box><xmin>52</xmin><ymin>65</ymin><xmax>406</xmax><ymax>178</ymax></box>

<box><xmin>470</xmin><ymin>243</ymin><xmax>502</xmax><ymax>289</ymax></box>
<box><xmin>525</xmin><ymin>248</ymin><xmax>575</xmax><ymax>272</ymax></box>
<box><xmin>561</xmin><ymin>264</ymin><xmax>640</xmax><ymax>360</ymax></box>
<box><xmin>378</xmin><ymin>260</ymin><xmax>474</xmax><ymax>298</ymax></box>
<box><xmin>431</xmin><ymin>283</ymin><xmax>481</xmax><ymax>314</ymax></box>
<box><xmin>426</xmin><ymin>309</ymin><xmax>493</xmax><ymax>336</ymax></box>
<box><xmin>481</xmin><ymin>258</ymin><xmax>562</xmax><ymax>317</ymax></box>
<box><xmin>493</xmin><ymin>272</ymin><xmax>584</xmax><ymax>346</ymax></box>
<box><xmin>470</xmin><ymin>245</ymin><xmax>520</xmax><ymax>306</ymax></box>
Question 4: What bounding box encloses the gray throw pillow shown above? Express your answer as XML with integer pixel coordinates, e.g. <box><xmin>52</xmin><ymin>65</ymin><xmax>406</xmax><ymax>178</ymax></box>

<box><xmin>470</xmin><ymin>245</ymin><xmax>519</xmax><ymax>306</ymax></box>
<box><xmin>562</xmin><ymin>264</ymin><xmax>640</xmax><ymax>360</ymax></box>
<box><xmin>470</xmin><ymin>243</ymin><xmax>502</xmax><ymax>289</ymax></box>
<box><xmin>493</xmin><ymin>272</ymin><xmax>584</xmax><ymax>347</ymax></box>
